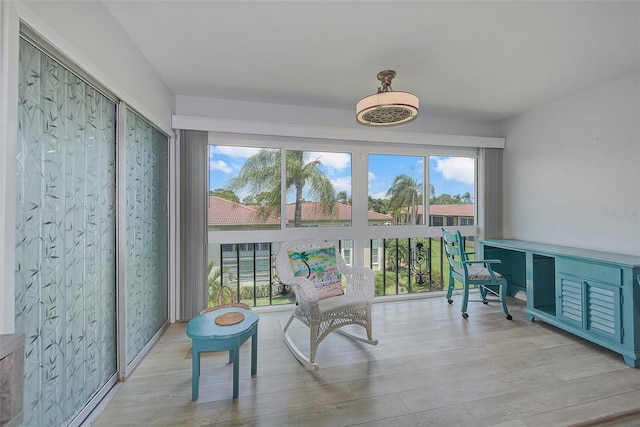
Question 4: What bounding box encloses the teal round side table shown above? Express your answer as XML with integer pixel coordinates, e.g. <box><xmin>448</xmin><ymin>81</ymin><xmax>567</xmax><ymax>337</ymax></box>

<box><xmin>186</xmin><ymin>307</ymin><xmax>259</xmax><ymax>400</ymax></box>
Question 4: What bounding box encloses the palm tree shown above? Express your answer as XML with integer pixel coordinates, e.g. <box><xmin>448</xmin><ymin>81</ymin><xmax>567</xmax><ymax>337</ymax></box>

<box><xmin>386</xmin><ymin>174</ymin><xmax>422</xmax><ymax>225</ymax></box>
<box><xmin>290</xmin><ymin>251</ymin><xmax>311</xmax><ymax>277</ymax></box>
<box><xmin>226</xmin><ymin>150</ymin><xmax>335</xmax><ymax>227</ymax></box>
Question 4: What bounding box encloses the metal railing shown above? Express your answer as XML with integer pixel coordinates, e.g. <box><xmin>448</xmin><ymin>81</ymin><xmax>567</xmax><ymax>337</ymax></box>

<box><xmin>207</xmin><ymin>236</ymin><xmax>474</xmax><ymax>308</ymax></box>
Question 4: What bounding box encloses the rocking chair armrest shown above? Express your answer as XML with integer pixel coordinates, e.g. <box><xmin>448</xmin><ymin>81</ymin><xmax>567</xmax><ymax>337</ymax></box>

<box><xmin>284</xmin><ymin>277</ymin><xmax>320</xmax><ymax>312</ymax></box>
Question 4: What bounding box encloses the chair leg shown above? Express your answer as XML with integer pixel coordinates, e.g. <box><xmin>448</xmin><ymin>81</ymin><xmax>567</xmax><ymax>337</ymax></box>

<box><xmin>309</xmin><ymin>322</ymin><xmax>319</xmax><ymax>364</ymax></box>
<box><xmin>282</xmin><ymin>312</ymin><xmax>295</xmax><ymax>333</ymax></box>
<box><xmin>480</xmin><ymin>284</ymin><xmax>488</xmax><ymax>301</ymax></box>
<box><xmin>499</xmin><ymin>279</ymin><xmax>512</xmax><ymax>320</ymax></box>
<box><xmin>461</xmin><ymin>282</ymin><xmax>470</xmax><ymax>318</ymax></box>
<box><xmin>446</xmin><ymin>275</ymin><xmax>455</xmax><ymax>304</ymax></box>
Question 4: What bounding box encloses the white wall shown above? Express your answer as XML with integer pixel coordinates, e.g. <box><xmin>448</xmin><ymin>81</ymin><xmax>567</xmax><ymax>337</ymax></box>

<box><xmin>0</xmin><ymin>0</ymin><xmax>175</xmax><ymax>333</ymax></box>
<box><xmin>500</xmin><ymin>72</ymin><xmax>640</xmax><ymax>255</ymax></box>
<box><xmin>14</xmin><ymin>0</ymin><xmax>175</xmax><ymax>132</ymax></box>
<box><xmin>176</xmin><ymin>95</ymin><xmax>500</xmax><ymax>138</ymax></box>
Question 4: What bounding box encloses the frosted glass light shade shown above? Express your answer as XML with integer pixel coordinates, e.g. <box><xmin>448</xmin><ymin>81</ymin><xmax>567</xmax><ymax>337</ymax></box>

<box><xmin>356</xmin><ymin>91</ymin><xmax>419</xmax><ymax>126</ymax></box>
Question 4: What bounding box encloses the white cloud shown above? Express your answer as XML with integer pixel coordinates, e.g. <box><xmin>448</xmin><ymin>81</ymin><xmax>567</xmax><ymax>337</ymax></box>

<box><xmin>308</xmin><ymin>152</ymin><xmax>351</xmax><ymax>172</ymax></box>
<box><xmin>435</xmin><ymin>157</ymin><xmax>475</xmax><ymax>185</ymax></box>
<box><xmin>210</xmin><ymin>159</ymin><xmax>232</xmax><ymax>173</ymax></box>
<box><xmin>368</xmin><ymin>171</ymin><xmax>376</xmax><ymax>182</ymax></box>
<box><xmin>331</xmin><ymin>176</ymin><xmax>352</xmax><ymax>193</ymax></box>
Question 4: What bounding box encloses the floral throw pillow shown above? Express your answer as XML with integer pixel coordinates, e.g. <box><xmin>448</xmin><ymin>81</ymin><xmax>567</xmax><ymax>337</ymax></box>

<box><xmin>288</xmin><ymin>248</ymin><xmax>344</xmax><ymax>300</ymax></box>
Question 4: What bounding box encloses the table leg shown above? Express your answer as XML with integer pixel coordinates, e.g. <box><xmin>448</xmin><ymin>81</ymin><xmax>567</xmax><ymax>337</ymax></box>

<box><xmin>231</xmin><ymin>347</ymin><xmax>240</xmax><ymax>398</ymax></box>
<box><xmin>251</xmin><ymin>328</ymin><xmax>258</xmax><ymax>376</ymax></box>
<box><xmin>192</xmin><ymin>345</ymin><xmax>200</xmax><ymax>401</ymax></box>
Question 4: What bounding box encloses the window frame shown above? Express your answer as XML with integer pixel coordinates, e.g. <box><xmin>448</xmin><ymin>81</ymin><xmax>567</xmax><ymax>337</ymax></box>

<box><xmin>206</xmin><ymin>131</ymin><xmax>481</xmax><ymax>265</ymax></box>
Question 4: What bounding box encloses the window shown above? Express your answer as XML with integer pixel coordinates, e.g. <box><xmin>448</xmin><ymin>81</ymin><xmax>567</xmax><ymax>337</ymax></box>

<box><xmin>429</xmin><ymin>156</ymin><xmax>476</xmax><ymax>228</ymax></box>
<box><xmin>208</xmin><ymin>145</ymin><xmax>281</xmax><ymax>231</ymax></box>
<box><xmin>460</xmin><ymin>217</ymin><xmax>474</xmax><ymax>226</ymax></box>
<box><xmin>285</xmin><ymin>150</ymin><xmax>352</xmax><ymax>228</ymax></box>
<box><xmin>209</xmin><ymin>145</ymin><xmax>352</xmax><ymax>229</ymax></box>
<box><xmin>205</xmin><ymin>133</ymin><xmax>481</xmax><ymax>307</ymax></box>
<box><xmin>368</xmin><ymin>154</ymin><xmax>423</xmax><ymax>226</ymax></box>
<box><xmin>340</xmin><ymin>239</ymin><xmax>353</xmax><ymax>266</ymax></box>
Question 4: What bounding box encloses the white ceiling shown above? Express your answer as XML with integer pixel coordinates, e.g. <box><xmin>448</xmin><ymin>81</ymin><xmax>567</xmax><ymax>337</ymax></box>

<box><xmin>103</xmin><ymin>1</ymin><xmax>639</xmax><ymax>122</ymax></box>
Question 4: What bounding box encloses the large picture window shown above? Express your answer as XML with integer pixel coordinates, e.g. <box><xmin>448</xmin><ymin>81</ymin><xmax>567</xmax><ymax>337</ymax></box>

<box><xmin>368</xmin><ymin>154</ymin><xmax>424</xmax><ymax>226</ymax></box>
<box><xmin>208</xmin><ymin>146</ymin><xmax>352</xmax><ymax>229</ymax></box>
<box><xmin>206</xmin><ymin>132</ymin><xmax>481</xmax><ymax>307</ymax></box>
<box><xmin>429</xmin><ymin>156</ymin><xmax>476</xmax><ymax>227</ymax></box>
<box><xmin>208</xmin><ymin>145</ymin><xmax>281</xmax><ymax>231</ymax></box>
<box><xmin>285</xmin><ymin>150</ymin><xmax>352</xmax><ymax>228</ymax></box>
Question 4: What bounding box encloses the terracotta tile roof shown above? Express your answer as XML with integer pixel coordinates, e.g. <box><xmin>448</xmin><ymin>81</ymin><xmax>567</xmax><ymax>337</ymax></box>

<box><xmin>208</xmin><ymin>198</ymin><xmax>392</xmax><ymax>225</ymax></box>
<box><xmin>284</xmin><ymin>202</ymin><xmax>392</xmax><ymax>221</ymax></box>
<box><xmin>428</xmin><ymin>204</ymin><xmax>474</xmax><ymax>216</ymax></box>
<box><xmin>208</xmin><ymin>197</ymin><xmax>471</xmax><ymax>225</ymax></box>
<box><xmin>208</xmin><ymin>196</ymin><xmax>280</xmax><ymax>225</ymax></box>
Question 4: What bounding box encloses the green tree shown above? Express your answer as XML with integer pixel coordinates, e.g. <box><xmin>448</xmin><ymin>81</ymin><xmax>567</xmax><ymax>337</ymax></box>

<box><xmin>431</xmin><ymin>193</ymin><xmax>457</xmax><ymax>205</ymax></box>
<box><xmin>368</xmin><ymin>196</ymin><xmax>389</xmax><ymax>214</ymax></box>
<box><xmin>386</xmin><ymin>174</ymin><xmax>422</xmax><ymax>224</ymax></box>
<box><xmin>210</xmin><ymin>188</ymin><xmax>239</xmax><ymax>203</ymax></box>
<box><xmin>242</xmin><ymin>194</ymin><xmax>257</xmax><ymax>205</ymax></box>
<box><xmin>226</xmin><ymin>150</ymin><xmax>335</xmax><ymax>227</ymax></box>
<box><xmin>336</xmin><ymin>191</ymin><xmax>350</xmax><ymax>205</ymax></box>
<box><xmin>431</xmin><ymin>193</ymin><xmax>472</xmax><ymax>205</ymax></box>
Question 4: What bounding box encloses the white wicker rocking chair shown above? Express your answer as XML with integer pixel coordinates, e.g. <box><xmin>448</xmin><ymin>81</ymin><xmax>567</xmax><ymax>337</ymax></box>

<box><xmin>275</xmin><ymin>238</ymin><xmax>378</xmax><ymax>370</ymax></box>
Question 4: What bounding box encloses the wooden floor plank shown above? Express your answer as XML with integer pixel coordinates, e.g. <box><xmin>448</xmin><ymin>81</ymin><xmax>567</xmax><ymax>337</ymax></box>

<box><xmin>89</xmin><ymin>297</ymin><xmax>640</xmax><ymax>426</ymax></box>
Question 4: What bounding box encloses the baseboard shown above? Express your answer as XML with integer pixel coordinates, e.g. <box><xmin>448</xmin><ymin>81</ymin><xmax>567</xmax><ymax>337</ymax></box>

<box><xmin>514</xmin><ymin>291</ymin><xmax>527</xmax><ymax>301</ymax></box>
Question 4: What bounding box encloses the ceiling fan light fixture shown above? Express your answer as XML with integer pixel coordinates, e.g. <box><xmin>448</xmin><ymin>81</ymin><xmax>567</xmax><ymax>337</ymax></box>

<box><xmin>356</xmin><ymin>70</ymin><xmax>419</xmax><ymax>126</ymax></box>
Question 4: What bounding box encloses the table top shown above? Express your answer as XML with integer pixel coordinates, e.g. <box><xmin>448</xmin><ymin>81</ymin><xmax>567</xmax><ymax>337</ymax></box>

<box><xmin>187</xmin><ymin>308</ymin><xmax>259</xmax><ymax>340</ymax></box>
<box><xmin>481</xmin><ymin>239</ymin><xmax>640</xmax><ymax>267</ymax></box>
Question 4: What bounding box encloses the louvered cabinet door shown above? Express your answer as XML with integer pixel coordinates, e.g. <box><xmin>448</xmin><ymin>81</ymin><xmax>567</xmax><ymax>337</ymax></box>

<box><xmin>556</xmin><ymin>273</ymin><xmax>622</xmax><ymax>343</ymax></box>
<box><xmin>556</xmin><ymin>276</ymin><xmax>584</xmax><ymax>328</ymax></box>
<box><xmin>586</xmin><ymin>282</ymin><xmax>621</xmax><ymax>343</ymax></box>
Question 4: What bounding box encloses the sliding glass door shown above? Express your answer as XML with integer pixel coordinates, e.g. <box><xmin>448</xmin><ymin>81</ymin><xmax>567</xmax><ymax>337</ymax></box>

<box><xmin>14</xmin><ymin>36</ymin><xmax>169</xmax><ymax>426</ymax></box>
<box><xmin>15</xmin><ymin>38</ymin><xmax>118</xmax><ymax>426</ymax></box>
<box><xmin>124</xmin><ymin>109</ymin><xmax>168</xmax><ymax>367</ymax></box>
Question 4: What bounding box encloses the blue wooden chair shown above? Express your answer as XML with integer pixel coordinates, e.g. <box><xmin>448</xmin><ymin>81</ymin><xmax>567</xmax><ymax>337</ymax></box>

<box><xmin>442</xmin><ymin>228</ymin><xmax>512</xmax><ymax>320</ymax></box>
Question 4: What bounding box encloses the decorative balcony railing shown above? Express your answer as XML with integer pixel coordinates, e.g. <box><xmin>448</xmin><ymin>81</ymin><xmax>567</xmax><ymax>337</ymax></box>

<box><xmin>207</xmin><ymin>236</ymin><xmax>475</xmax><ymax>308</ymax></box>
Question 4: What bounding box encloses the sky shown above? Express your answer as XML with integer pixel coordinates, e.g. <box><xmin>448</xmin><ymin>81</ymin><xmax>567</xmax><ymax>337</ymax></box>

<box><xmin>209</xmin><ymin>146</ymin><xmax>475</xmax><ymax>203</ymax></box>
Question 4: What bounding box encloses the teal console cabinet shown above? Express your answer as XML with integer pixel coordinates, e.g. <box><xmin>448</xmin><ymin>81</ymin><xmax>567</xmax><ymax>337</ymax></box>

<box><xmin>480</xmin><ymin>239</ymin><xmax>640</xmax><ymax>368</ymax></box>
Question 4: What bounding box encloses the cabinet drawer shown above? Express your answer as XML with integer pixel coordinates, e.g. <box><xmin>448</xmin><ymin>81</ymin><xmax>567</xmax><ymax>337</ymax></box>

<box><xmin>556</xmin><ymin>258</ymin><xmax>621</xmax><ymax>285</ymax></box>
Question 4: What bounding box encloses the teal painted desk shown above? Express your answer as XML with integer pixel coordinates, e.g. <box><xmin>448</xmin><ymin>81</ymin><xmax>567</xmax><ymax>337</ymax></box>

<box><xmin>186</xmin><ymin>308</ymin><xmax>259</xmax><ymax>399</ymax></box>
<box><xmin>480</xmin><ymin>239</ymin><xmax>640</xmax><ymax>368</ymax></box>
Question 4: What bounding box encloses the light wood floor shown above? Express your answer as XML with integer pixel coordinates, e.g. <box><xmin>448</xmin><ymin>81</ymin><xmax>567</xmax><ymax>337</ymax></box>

<box><xmin>89</xmin><ymin>296</ymin><xmax>640</xmax><ymax>426</ymax></box>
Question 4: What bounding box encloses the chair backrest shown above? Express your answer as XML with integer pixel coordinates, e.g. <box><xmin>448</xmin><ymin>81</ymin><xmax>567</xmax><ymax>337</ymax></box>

<box><xmin>442</xmin><ymin>228</ymin><xmax>466</xmax><ymax>272</ymax></box>
<box><xmin>276</xmin><ymin>238</ymin><xmax>348</xmax><ymax>299</ymax></box>
<box><xmin>276</xmin><ymin>238</ymin><xmax>347</xmax><ymax>281</ymax></box>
